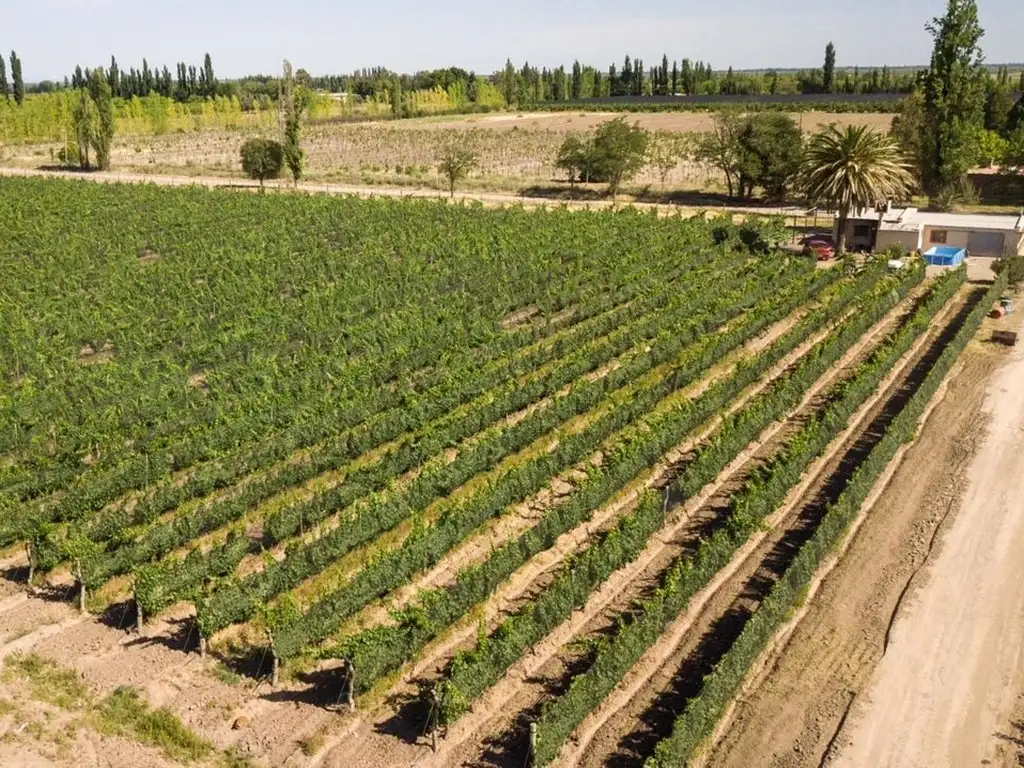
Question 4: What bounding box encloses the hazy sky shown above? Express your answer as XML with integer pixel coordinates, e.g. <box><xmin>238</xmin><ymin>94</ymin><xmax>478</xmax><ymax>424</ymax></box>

<box><xmin>4</xmin><ymin>0</ymin><xmax>1022</xmax><ymax>82</ymax></box>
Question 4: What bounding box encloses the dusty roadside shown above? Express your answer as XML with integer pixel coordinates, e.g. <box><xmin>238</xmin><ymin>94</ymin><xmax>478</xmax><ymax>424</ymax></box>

<box><xmin>707</xmin><ymin>311</ymin><xmax>1018</xmax><ymax>768</ymax></box>
<box><xmin>831</xmin><ymin>308</ymin><xmax>1024</xmax><ymax>768</ymax></box>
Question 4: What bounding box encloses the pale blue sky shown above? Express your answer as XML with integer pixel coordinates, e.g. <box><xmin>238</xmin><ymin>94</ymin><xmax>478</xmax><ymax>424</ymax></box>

<box><xmin>3</xmin><ymin>0</ymin><xmax>1022</xmax><ymax>81</ymax></box>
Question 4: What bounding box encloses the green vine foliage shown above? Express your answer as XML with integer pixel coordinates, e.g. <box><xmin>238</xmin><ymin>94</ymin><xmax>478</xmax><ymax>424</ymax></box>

<box><xmin>646</xmin><ymin>271</ymin><xmax>1002</xmax><ymax>767</ymax></box>
<box><xmin>311</xmin><ymin>260</ymin><xmax>914</xmax><ymax>695</ymax></box>
<box><xmin>526</xmin><ymin>264</ymin><xmax>966</xmax><ymax>764</ymax></box>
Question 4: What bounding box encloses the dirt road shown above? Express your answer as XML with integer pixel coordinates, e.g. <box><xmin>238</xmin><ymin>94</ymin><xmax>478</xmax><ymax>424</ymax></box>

<box><xmin>707</xmin><ymin>310</ymin><xmax>1023</xmax><ymax>768</ymax></box>
<box><xmin>0</xmin><ymin>166</ymin><xmax>805</xmax><ymax>219</ymax></box>
<box><xmin>831</xmin><ymin>310</ymin><xmax>1024</xmax><ymax>768</ymax></box>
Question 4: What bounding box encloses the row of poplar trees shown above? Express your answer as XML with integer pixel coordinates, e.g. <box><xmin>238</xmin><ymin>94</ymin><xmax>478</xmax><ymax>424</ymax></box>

<box><xmin>0</xmin><ymin>50</ymin><xmax>25</xmax><ymax>105</ymax></box>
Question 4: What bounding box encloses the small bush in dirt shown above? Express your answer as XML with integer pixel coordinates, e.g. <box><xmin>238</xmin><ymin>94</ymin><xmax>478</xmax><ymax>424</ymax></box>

<box><xmin>299</xmin><ymin>733</ymin><xmax>325</xmax><ymax>756</ymax></box>
<box><xmin>240</xmin><ymin>138</ymin><xmax>284</xmax><ymax>191</ymax></box>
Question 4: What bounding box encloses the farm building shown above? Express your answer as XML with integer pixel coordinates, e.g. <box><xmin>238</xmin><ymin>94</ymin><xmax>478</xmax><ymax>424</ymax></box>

<box><xmin>837</xmin><ymin>207</ymin><xmax>1024</xmax><ymax>257</ymax></box>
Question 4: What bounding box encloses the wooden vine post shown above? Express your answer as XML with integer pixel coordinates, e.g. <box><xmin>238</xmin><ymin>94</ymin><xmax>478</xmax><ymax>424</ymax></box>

<box><xmin>429</xmin><ymin>684</ymin><xmax>441</xmax><ymax>753</ymax></box>
<box><xmin>74</xmin><ymin>558</ymin><xmax>86</xmax><ymax>613</ymax></box>
<box><xmin>134</xmin><ymin>586</ymin><xmax>144</xmax><ymax>633</ymax></box>
<box><xmin>25</xmin><ymin>541</ymin><xmax>35</xmax><ymax>590</ymax></box>
<box><xmin>529</xmin><ymin>722</ymin><xmax>538</xmax><ymax>767</ymax></box>
<box><xmin>267</xmin><ymin>629</ymin><xmax>280</xmax><ymax>687</ymax></box>
<box><xmin>345</xmin><ymin>660</ymin><xmax>355</xmax><ymax>711</ymax></box>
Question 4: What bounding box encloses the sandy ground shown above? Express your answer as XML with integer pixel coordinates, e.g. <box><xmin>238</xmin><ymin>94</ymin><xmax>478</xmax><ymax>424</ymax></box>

<box><xmin>707</xmin><ymin>304</ymin><xmax>1023</xmax><ymax>768</ymax></box>
<box><xmin>0</xmin><ymin>110</ymin><xmax>894</xmax><ymax>194</ymax></box>
<box><xmin>831</xmin><ymin>309</ymin><xmax>1024</xmax><ymax>768</ymax></box>
<box><xmin>400</xmin><ymin>111</ymin><xmax>896</xmax><ymax>134</ymax></box>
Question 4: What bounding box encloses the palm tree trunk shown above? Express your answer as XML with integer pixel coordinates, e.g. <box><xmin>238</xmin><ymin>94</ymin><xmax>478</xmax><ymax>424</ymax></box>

<box><xmin>836</xmin><ymin>207</ymin><xmax>849</xmax><ymax>255</ymax></box>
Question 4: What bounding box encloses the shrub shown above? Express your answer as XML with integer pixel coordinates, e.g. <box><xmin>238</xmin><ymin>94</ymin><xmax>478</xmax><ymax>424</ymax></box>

<box><xmin>240</xmin><ymin>138</ymin><xmax>284</xmax><ymax>190</ymax></box>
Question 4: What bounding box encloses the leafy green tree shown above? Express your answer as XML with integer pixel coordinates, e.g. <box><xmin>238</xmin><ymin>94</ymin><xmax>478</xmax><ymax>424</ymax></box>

<box><xmin>695</xmin><ymin>111</ymin><xmax>744</xmax><ymax>198</ymax></box>
<box><xmin>735</xmin><ymin>113</ymin><xmax>803</xmax><ymax>199</ymax></box>
<box><xmin>823</xmin><ymin>42</ymin><xmax>836</xmax><ymax>93</ymax></box>
<box><xmin>240</xmin><ymin>138</ymin><xmax>285</xmax><ymax>190</ymax></box>
<box><xmin>801</xmin><ymin>125</ymin><xmax>914</xmax><ymax>254</ymax></box>
<box><xmin>1004</xmin><ymin>94</ymin><xmax>1024</xmax><ymax>134</ymax></box>
<box><xmin>1003</xmin><ymin>128</ymin><xmax>1024</xmax><ymax>174</ymax></box>
<box><xmin>281</xmin><ymin>60</ymin><xmax>305</xmax><ymax>185</ymax></box>
<box><xmin>555</xmin><ymin>134</ymin><xmax>591</xmax><ymax>187</ymax></box>
<box><xmin>10</xmin><ymin>50</ymin><xmax>24</xmax><ymax>106</ymax></box>
<box><xmin>108</xmin><ymin>56</ymin><xmax>120</xmax><ymax>97</ymax></box>
<box><xmin>590</xmin><ymin>117</ymin><xmax>649</xmax><ymax>198</ymax></box>
<box><xmin>920</xmin><ymin>0</ymin><xmax>987</xmax><ymax>202</ymax></box>
<box><xmin>977</xmin><ymin>129</ymin><xmax>1009</xmax><ymax>167</ymax></box>
<box><xmin>438</xmin><ymin>146</ymin><xmax>477</xmax><ymax>198</ymax></box>
<box><xmin>0</xmin><ymin>56</ymin><xmax>7</xmax><ymax>101</ymax></box>
<box><xmin>142</xmin><ymin>58</ymin><xmax>153</xmax><ymax>95</ymax></box>
<box><xmin>891</xmin><ymin>92</ymin><xmax>927</xmax><ymax>182</ymax></box>
<box><xmin>984</xmin><ymin>80</ymin><xmax>1015</xmax><ymax>134</ymax></box>
<box><xmin>571</xmin><ymin>61</ymin><xmax>582</xmax><ymax>100</ymax></box>
<box><xmin>88</xmin><ymin>69</ymin><xmax>116</xmax><ymax>170</ymax></box>
<box><xmin>647</xmin><ymin>133</ymin><xmax>689</xmax><ymax>188</ymax></box>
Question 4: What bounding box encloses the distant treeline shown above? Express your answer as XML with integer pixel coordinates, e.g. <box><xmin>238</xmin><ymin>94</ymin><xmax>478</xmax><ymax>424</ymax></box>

<box><xmin>11</xmin><ymin>45</ymin><xmax>1024</xmax><ymax>119</ymax></box>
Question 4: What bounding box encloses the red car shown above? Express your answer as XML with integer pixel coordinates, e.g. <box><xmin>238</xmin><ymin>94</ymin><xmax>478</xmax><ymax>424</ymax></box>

<box><xmin>801</xmin><ymin>236</ymin><xmax>836</xmax><ymax>261</ymax></box>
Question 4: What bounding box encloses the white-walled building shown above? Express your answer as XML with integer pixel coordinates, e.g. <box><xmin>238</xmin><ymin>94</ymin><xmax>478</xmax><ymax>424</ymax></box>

<box><xmin>836</xmin><ymin>208</ymin><xmax>1024</xmax><ymax>257</ymax></box>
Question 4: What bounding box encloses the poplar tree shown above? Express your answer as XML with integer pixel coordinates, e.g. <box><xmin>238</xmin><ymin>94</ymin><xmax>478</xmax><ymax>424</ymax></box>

<box><xmin>108</xmin><ymin>56</ymin><xmax>120</xmax><ymax>97</ymax></box>
<box><xmin>10</xmin><ymin>51</ymin><xmax>24</xmax><ymax>106</ymax></box>
<box><xmin>142</xmin><ymin>58</ymin><xmax>154</xmax><ymax>95</ymax></box>
<box><xmin>920</xmin><ymin>0</ymin><xmax>987</xmax><ymax>200</ymax></box>
<box><xmin>0</xmin><ymin>56</ymin><xmax>8</xmax><ymax>101</ymax></box>
<box><xmin>89</xmin><ymin>69</ymin><xmax>116</xmax><ymax>170</ymax></box>
<box><xmin>203</xmin><ymin>53</ymin><xmax>215</xmax><ymax>96</ymax></box>
<box><xmin>823</xmin><ymin>42</ymin><xmax>836</xmax><ymax>93</ymax></box>
<box><xmin>281</xmin><ymin>60</ymin><xmax>304</xmax><ymax>184</ymax></box>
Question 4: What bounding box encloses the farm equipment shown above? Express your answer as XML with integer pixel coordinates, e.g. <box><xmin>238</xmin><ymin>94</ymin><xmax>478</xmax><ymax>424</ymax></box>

<box><xmin>991</xmin><ymin>330</ymin><xmax>1018</xmax><ymax>346</ymax></box>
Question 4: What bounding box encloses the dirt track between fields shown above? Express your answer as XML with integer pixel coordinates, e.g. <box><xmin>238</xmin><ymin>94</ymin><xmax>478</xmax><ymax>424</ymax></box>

<box><xmin>0</xmin><ymin>166</ymin><xmax>807</xmax><ymax>219</ymax></box>
<box><xmin>707</xmin><ymin>310</ymin><xmax>1023</xmax><ymax>768</ymax></box>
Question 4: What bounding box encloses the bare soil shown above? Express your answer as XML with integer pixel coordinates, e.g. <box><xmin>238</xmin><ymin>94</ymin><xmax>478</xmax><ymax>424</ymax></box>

<box><xmin>410</xmin><ymin>111</ymin><xmax>895</xmax><ymax>134</ymax></box>
<box><xmin>0</xmin><ymin>111</ymin><xmax>893</xmax><ymax>196</ymax></box>
<box><xmin>829</xmin><ymin>309</ymin><xmax>1024</xmax><ymax>768</ymax></box>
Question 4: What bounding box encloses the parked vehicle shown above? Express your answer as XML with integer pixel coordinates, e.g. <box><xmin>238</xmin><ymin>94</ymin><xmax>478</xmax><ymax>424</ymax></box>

<box><xmin>801</xmin><ymin>235</ymin><xmax>836</xmax><ymax>261</ymax></box>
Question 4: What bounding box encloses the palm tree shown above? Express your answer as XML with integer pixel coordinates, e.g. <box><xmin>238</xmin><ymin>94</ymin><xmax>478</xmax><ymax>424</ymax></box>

<box><xmin>800</xmin><ymin>125</ymin><xmax>915</xmax><ymax>255</ymax></box>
